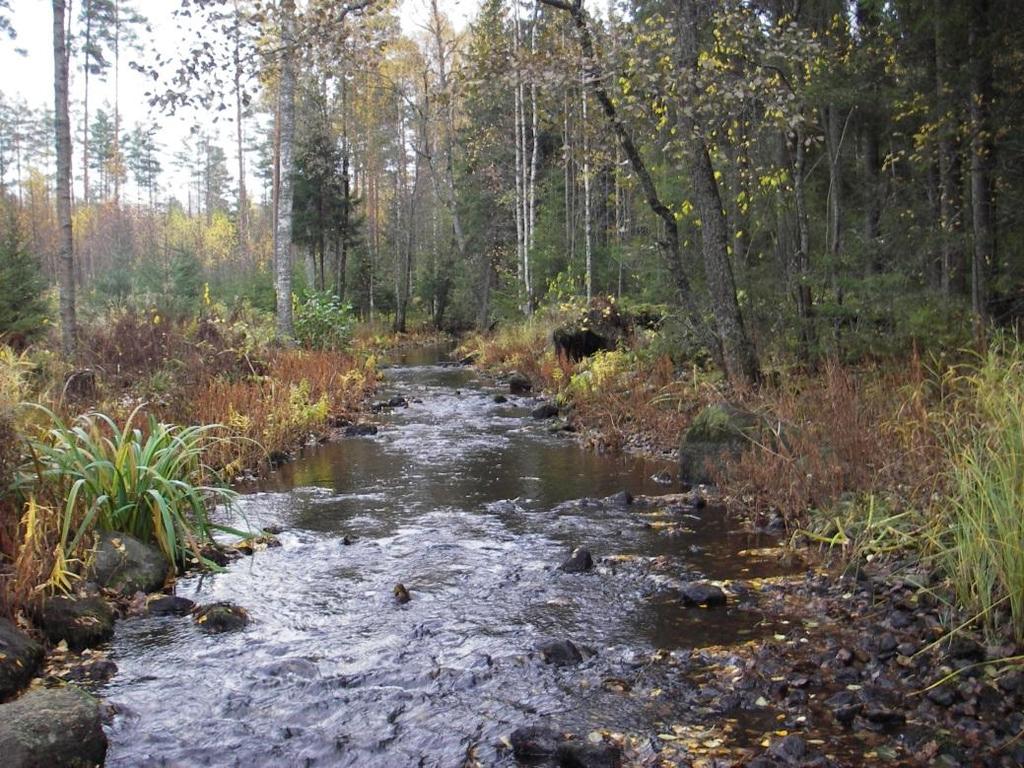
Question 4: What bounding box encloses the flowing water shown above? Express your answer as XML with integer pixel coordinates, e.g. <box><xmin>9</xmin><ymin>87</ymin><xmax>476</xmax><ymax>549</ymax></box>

<box><xmin>101</xmin><ymin>347</ymin><xmax>794</xmax><ymax>767</ymax></box>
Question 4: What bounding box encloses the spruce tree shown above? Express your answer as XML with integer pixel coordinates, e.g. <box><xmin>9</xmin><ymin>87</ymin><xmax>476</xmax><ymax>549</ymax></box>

<box><xmin>0</xmin><ymin>202</ymin><xmax>48</xmax><ymax>341</ymax></box>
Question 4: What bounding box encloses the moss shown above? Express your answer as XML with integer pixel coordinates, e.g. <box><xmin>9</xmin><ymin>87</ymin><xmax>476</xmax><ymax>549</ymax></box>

<box><xmin>685</xmin><ymin>403</ymin><xmax>760</xmax><ymax>444</ymax></box>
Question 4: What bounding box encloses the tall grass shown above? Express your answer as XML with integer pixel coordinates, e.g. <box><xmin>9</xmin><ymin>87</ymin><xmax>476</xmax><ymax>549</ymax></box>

<box><xmin>18</xmin><ymin>405</ymin><xmax>241</xmax><ymax>572</ymax></box>
<box><xmin>934</xmin><ymin>340</ymin><xmax>1024</xmax><ymax>643</ymax></box>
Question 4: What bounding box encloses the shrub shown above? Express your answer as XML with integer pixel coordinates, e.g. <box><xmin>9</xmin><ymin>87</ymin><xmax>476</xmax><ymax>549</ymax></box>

<box><xmin>16</xmin><ymin>405</ymin><xmax>241</xmax><ymax>575</ymax></box>
<box><xmin>294</xmin><ymin>291</ymin><xmax>354</xmax><ymax>350</ymax></box>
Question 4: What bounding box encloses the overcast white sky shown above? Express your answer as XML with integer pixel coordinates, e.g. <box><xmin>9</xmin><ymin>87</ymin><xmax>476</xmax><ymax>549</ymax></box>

<box><xmin>0</xmin><ymin>0</ymin><xmax>475</xmax><ymax>204</ymax></box>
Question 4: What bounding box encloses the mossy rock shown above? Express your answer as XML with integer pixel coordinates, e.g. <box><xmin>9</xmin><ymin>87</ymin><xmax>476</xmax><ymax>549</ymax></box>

<box><xmin>37</xmin><ymin>596</ymin><xmax>114</xmax><ymax>652</ymax></box>
<box><xmin>0</xmin><ymin>620</ymin><xmax>43</xmax><ymax>702</ymax></box>
<box><xmin>193</xmin><ymin>602</ymin><xmax>249</xmax><ymax>633</ymax></box>
<box><xmin>0</xmin><ymin>686</ymin><xmax>107</xmax><ymax>767</ymax></box>
<box><xmin>679</xmin><ymin>403</ymin><xmax>762</xmax><ymax>485</ymax></box>
<box><xmin>88</xmin><ymin>531</ymin><xmax>169</xmax><ymax>597</ymax></box>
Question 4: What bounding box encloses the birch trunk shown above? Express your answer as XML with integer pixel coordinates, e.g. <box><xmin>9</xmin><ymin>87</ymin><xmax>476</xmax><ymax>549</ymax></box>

<box><xmin>274</xmin><ymin>0</ymin><xmax>297</xmax><ymax>339</ymax></box>
<box><xmin>581</xmin><ymin>72</ymin><xmax>592</xmax><ymax>302</ymax></box>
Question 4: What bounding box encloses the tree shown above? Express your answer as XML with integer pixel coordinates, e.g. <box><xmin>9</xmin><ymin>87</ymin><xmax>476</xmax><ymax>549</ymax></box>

<box><xmin>274</xmin><ymin>0</ymin><xmax>298</xmax><ymax>340</ymax></box>
<box><xmin>0</xmin><ymin>202</ymin><xmax>48</xmax><ymax>339</ymax></box>
<box><xmin>52</xmin><ymin>0</ymin><xmax>76</xmax><ymax>358</ymax></box>
<box><xmin>673</xmin><ymin>0</ymin><xmax>760</xmax><ymax>385</ymax></box>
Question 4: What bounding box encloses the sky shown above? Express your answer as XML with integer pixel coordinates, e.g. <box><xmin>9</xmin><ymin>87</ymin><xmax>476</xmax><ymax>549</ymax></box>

<box><xmin>0</xmin><ymin>0</ymin><xmax>476</xmax><ymax>204</ymax></box>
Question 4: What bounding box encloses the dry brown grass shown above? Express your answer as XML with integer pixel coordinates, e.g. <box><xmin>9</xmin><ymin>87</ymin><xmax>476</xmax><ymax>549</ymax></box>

<box><xmin>188</xmin><ymin>349</ymin><xmax>377</xmax><ymax>473</ymax></box>
<box><xmin>717</xmin><ymin>357</ymin><xmax>941</xmax><ymax>523</ymax></box>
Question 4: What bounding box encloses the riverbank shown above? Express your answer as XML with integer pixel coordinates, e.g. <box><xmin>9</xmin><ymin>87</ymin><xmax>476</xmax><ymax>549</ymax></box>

<box><xmin>458</xmin><ymin>321</ymin><xmax>1024</xmax><ymax>765</ymax></box>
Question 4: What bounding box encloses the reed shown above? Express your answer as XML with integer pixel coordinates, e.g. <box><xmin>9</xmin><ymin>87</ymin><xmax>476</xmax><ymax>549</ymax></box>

<box><xmin>932</xmin><ymin>340</ymin><xmax>1024</xmax><ymax>642</ymax></box>
<box><xmin>17</xmin><ymin>405</ymin><xmax>240</xmax><ymax>573</ymax></box>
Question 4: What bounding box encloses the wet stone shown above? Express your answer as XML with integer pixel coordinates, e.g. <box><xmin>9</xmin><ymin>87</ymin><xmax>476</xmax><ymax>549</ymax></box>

<box><xmin>0</xmin><ymin>686</ymin><xmax>107</xmax><ymax>768</ymax></box>
<box><xmin>199</xmin><ymin>545</ymin><xmax>238</xmax><ymax>568</ymax></box>
<box><xmin>559</xmin><ymin>547</ymin><xmax>594</xmax><ymax>573</ymax></box>
<box><xmin>826</xmin><ymin>690</ymin><xmax>862</xmax><ymax>725</ymax></box>
<box><xmin>0</xmin><ymin>619</ymin><xmax>43</xmax><ymax>701</ymax></box>
<box><xmin>508</xmin><ymin>372</ymin><xmax>532</xmax><ymax>395</ymax></box>
<box><xmin>89</xmin><ymin>531</ymin><xmax>169</xmax><ymax>596</ymax></box>
<box><xmin>768</xmin><ymin>734</ymin><xmax>807</xmax><ymax>763</ymax></box>
<box><xmin>537</xmin><ymin>639</ymin><xmax>584</xmax><ymax>667</ymax></box>
<box><xmin>531</xmin><ymin>402</ymin><xmax>559</xmax><ymax>419</ymax></box>
<box><xmin>557</xmin><ymin>740</ymin><xmax>622</xmax><ymax>768</ymax></box>
<box><xmin>146</xmin><ymin>595</ymin><xmax>196</xmax><ymax>617</ymax></box>
<box><xmin>344</xmin><ymin>423</ymin><xmax>378</xmax><ymax>437</ymax></box>
<box><xmin>393</xmin><ymin>583</ymin><xmax>411</xmax><ymax>604</ymax></box>
<box><xmin>926</xmin><ymin>685</ymin><xmax>957</xmax><ymax>707</ymax></box>
<box><xmin>193</xmin><ymin>602</ymin><xmax>249</xmax><ymax>634</ymax></box>
<box><xmin>38</xmin><ymin>596</ymin><xmax>114</xmax><ymax>651</ymax></box>
<box><xmin>679</xmin><ymin>582</ymin><xmax>727</xmax><ymax>608</ymax></box>
<box><xmin>509</xmin><ymin>725</ymin><xmax>561</xmax><ymax>759</ymax></box>
<box><xmin>493</xmin><ymin>394</ymin><xmax>508</xmax><ymax>404</ymax></box>
<box><xmin>878</xmin><ymin>633</ymin><xmax>899</xmax><ymax>656</ymax></box>
<box><xmin>889</xmin><ymin>610</ymin><xmax>914</xmax><ymax>629</ymax></box>
<box><xmin>65</xmin><ymin>658</ymin><xmax>118</xmax><ymax>683</ymax></box>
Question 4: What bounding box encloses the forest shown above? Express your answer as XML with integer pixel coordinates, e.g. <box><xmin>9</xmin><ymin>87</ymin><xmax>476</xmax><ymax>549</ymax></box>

<box><xmin>0</xmin><ymin>0</ymin><xmax>1023</xmax><ymax>766</ymax></box>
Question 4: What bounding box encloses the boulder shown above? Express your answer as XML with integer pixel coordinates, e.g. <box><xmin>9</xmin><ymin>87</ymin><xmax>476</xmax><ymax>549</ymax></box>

<box><xmin>0</xmin><ymin>620</ymin><xmax>43</xmax><ymax>702</ymax></box>
<box><xmin>193</xmin><ymin>602</ymin><xmax>249</xmax><ymax>633</ymax></box>
<box><xmin>37</xmin><ymin>596</ymin><xmax>114</xmax><ymax>651</ymax></box>
<box><xmin>509</xmin><ymin>725</ymin><xmax>561</xmax><ymax>759</ymax></box>
<box><xmin>88</xmin><ymin>531</ymin><xmax>168</xmax><ymax>596</ymax></box>
<box><xmin>344</xmin><ymin>423</ymin><xmax>378</xmax><ymax>437</ymax></box>
<box><xmin>559</xmin><ymin>548</ymin><xmax>594</xmax><ymax>573</ymax></box>
<box><xmin>603</xmin><ymin>490</ymin><xmax>634</xmax><ymax>506</ymax></box>
<box><xmin>552</xmin><ymin>298</ymin><xmax>629</xmax><ymax>362</ymax></box>
<box><xmin>508</xmin><ymin>372</ymin><xmax>532</xmax><ymax>395</ymax></box>
<box><xmin>678</xmin><ymin>403</ymin><xmax>762</xmax><ymax>485</ymax></box>
<box><xmin>531</xmin><ymin>402</ymin><xmax>559</xmax><ymax>419</ymax></box>
<box><xmin>537</xmin><ymin>639</ymin><xmax>584</xmax><ymax>667</ymax></box>
<box><xmin>552</xmin><ymin>327</ymin><xmax>614</xmax><ymax>362</ymax></box>
<box><xmin>146</xmin><ymin>595</ymin><xmax>196</xmax><ymax>617</ymax></box>
<box><xmin>0</xmin><ymin>686</ymin><xmax>107</xmax><ymax>768</ymax></box>
<box><xmin>679</xmin><ymin>582</ymin><xmax>727</xmax><ymax>608</ymax></box>
<box><xmin>493</xmin><ymin>394</ymin><xmax>508</xmax><ymax>404</ymax></box>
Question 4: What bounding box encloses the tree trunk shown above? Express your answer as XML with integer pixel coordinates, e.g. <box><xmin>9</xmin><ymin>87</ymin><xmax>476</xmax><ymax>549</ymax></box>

<box><xmin>790</xmin><ymin>125</ymin><xmax>815</xmax><ymax>363</ymax></box>
<box><xmin>935</xmin><ymin>1</ymin><xmax>965</xmax><ymax>297</ymax></box>
<box><xmin>969</xmin><ymin>0</ymin><xmax>994</xmax><ymax>329</ymax></box>
<box><xmin>274</xmin><ymin>0</ymin><xmax>297</xmax><ymax>339</ymax></box>
<box><xmin>675</xmin><ymin>0</ymin><xmax>760</xmax><ymax>386</ymax></box>
<box><xmin>83</xmin><ymin>0</ymin><xmax>92</xmax><ymax>204</ymax></box>
<box><xmin>234</xmin><ymin>0</ymin><xmax>249</xmax><ymax>266</ymax></box>
<box><xmin>53</xmin><ymin>0</ymin><xmax>76</xmax><ymax>358</ymax></box>
<box><xmin>824</xmin><ymin>103</ymin><xmax>846</xmax><ymax>317</ymax></box>
<box><xmin>861</xmin><ymin>120</ymin><xmax>883</xmax><ymax>272</ymax></box>
<box><xmin>581</xmin><ymin>71</ymin><xmax>592</xmax><ymax>302</ymax></box>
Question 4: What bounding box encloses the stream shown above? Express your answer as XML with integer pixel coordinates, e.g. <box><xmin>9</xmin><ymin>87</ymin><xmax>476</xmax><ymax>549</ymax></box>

<box><xmin>101</xmin><ymin>346</ymin><xmax>796</xmax><ymax>767</ymax></box>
